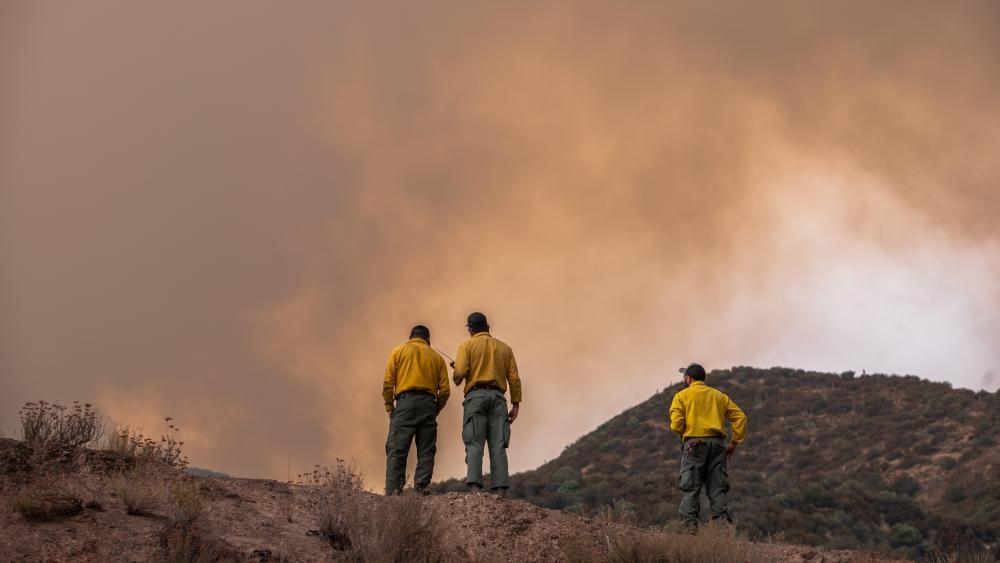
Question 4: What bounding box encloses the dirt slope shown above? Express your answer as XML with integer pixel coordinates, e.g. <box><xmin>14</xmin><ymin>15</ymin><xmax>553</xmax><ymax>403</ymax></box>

<box><xmin>0</xmin><ymin>438</ymin><xmax>892</xmax><ymax>562</ymax></box>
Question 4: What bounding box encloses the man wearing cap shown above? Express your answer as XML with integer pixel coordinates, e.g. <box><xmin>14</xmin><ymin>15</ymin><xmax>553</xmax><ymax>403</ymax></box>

<box><xmin>382</xmin><ymin>325</ymin><xmax>450</xmax><ymax>495</ymax></box>
<box><xmin>669</xmin><ymin>363</ymin><xmax>748</xmax><ymax>532</ymax></box>
<box><xmin>452</xmin><ymin>312</ymin><xmax>522</xmax><ymax>496</ymax></box>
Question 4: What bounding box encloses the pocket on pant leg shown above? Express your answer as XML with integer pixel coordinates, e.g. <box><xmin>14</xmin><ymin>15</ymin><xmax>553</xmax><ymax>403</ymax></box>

<box><xmin>502</xmin><ymin>419</ymin><xmax>511</xmax><ymax>448</ymax></box>
<box><xmin>462</xmin><ymin>414</ymin><xmax>476</xmax><ymax>445</ymax></box>
<box><xmin>678</xmin><ymin>467</ymin><xmax>699</xmax><ymax>491</ymax></box>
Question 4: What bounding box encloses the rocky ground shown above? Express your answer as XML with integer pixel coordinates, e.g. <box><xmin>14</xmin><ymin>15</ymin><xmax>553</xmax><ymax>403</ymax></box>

<box><xmin>0</xmin><ymin>438</ymin><xmax>894</xmax><ymax>562</ymax></box>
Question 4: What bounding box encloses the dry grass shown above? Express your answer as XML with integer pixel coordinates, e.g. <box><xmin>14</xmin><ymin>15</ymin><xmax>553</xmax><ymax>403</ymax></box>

<box><xmin>153</xmin><ymin>481</ymin><xmax>222</xmax><ymax>562</ymax></box>
<box><xmin>13</xmin><ymin>483</ymin><xmax>83</xmax><ymax>522</ymax></box>
<box><xmin>936</xmin><ymin>553</ymin><xmax>998</xmax><ymax>563</ymax></box>
<box><xmin>559</xmin><ymin>536</ymin><xmax>606</xmax><ymax>562</ymax></box>
<box><xmin>278</xmin><ymin>492</ymin><xmax>295</xmax><ymax>523</ymax></box>
<box><xmin>322</xmin><ymin>493</ymin><xmax>444</xmax><ymax>562</ymax></box>
<box><xmin>597</xmin><ymin>498</ymin><xmax>640</xmax><ymax>527</ymax></box>
<box><xmin>311</xmin><ymin>460</ymin><xmax>443</xmax><ymax>562</ymax></box>
<box><xmin>317</xmin><ymin>494</ymin><xmax>354</xmax><ymax>551</ymax></box>
<box><xmin>156</xmin><ymin>523</ymin><xmax>237</xmax><ymax>563</ymax></box>
<box><xmin>115</xmin><ymin>472</ymin><xmax>160</xmax><ymax>516</ymax></box>
<box><xmin>604</xmin><ymin>522</ymin><xmax>768</xmax><ymax>563</ymax></box>
<box><xmin>170</xmin><ymin>480</ymin><xmax>203</xmax><ymax>526</ymax></box>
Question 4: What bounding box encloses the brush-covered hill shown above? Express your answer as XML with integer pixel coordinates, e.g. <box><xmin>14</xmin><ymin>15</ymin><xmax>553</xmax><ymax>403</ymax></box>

<box><xmin>437</xmin><ymin>367</ymin><xmax>1000</xmax><ymax>559</ymax></box>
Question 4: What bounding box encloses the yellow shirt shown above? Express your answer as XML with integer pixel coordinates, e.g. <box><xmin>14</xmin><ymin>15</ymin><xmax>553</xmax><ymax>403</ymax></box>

<box><xmin>382</xmin><ymin>337</ymin><xmax>449</xmax><ymax>412</ymax></box>
<box><xmin>453</xmin><ymin>332</ymin><xmax>522</xmax><ymax>403</ymax></box>
<box><xmin>669</xmin><ymin>381</ymin><xmax>747</xmax><ymax>443</ymax></box>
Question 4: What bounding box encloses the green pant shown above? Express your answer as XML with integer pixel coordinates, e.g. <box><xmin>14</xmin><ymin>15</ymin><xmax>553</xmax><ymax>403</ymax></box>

<box><xmin>462</xmin><ymin>388</ymin><xmax>511</xmax><ymax>489</ymax></box>
<box><xmin>385</xmin><ymin>392</ymin><xmax>438</xmax><ymax>495</ymax></box>
<box><xmin>678</xmin><ymin>437</ymin><xmax>731</xmax><ymax>524</ymax></box>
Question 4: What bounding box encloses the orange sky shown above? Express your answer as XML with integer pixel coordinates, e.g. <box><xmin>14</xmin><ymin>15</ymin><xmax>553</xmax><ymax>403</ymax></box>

<box><xmin>2</xmin><ymin>1</ymin><xmax>998</xmax><ymax>484</ymax></box>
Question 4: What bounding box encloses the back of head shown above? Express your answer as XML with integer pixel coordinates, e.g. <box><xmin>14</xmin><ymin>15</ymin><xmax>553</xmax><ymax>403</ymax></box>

<box><xmin>679</xmin><ymin>363</ymin><xmax>707</xmax><ymax>381</ymax></box>
<box><xmin>410</xmin><ymin>325</ymin><xmax>430</xmax><ymax>341</ymax></box>
<box><xmin>466</xmin><ymin>311</ymin><xmax>489</xmax><ymax>333</ymax></box>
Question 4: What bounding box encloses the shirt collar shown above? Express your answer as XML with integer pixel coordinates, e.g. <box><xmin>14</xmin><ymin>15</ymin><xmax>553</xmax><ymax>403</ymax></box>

<box><xmin>689</xmin><ymin>380</ymin><xmax>706</xmax><ymax>388</ymax></box>
<box><xmin>473</xmin><ymin>332</ymin><xmax>491</xmax><ymax>338</ymax></box>
<box><xmin>408</xmin><ymin>337</ymin><xmax>429</xmax><ymax>345</ymax></box>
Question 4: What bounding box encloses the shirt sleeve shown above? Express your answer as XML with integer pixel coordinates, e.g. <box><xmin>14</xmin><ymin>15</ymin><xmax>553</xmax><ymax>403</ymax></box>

<box><xmin>506</xmin><ymin>350</ymin><xmax>522</xmax><ymax>404</ymax></box>
<box><xmin>669</xmin><ymin>392</ymin><xmax>686</xmax><ymax>436</ymax></box>
<box><xmin>725</xmin><ymin>396</ymin><xmax>748</xmax><ymax>443</ymax></box>
<box><xmin>453</xmin><ymin>341</ymin><xmax>470</xmax><ymax>385</ymax></box>
<box><xmin>383</xmin><ymin>348</ymin><xmax>398</xmax><ymax>412</ymax></box>
<box><xmin>435</xmin><ymin>357</ymin><xmax>450</xmax><ymax>410</ymax></box>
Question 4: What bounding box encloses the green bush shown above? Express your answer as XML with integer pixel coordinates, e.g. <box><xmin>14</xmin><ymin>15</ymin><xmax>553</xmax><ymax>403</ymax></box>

<box><xmin>891</xmin><ymin>476</ymin><xmax>920</xmax><ymax>497</ymax></box>
<box><xmin>944</xmin><ymin>486</ymin><xmax>966</xmax><ymax>503</ymax></box>
<box><xmin>939</xmin><ymin>458</ymin><xmax>958</xmax><ymax>471</ymax></box>
<box><xmin>771</xmin><ymin>493</ymin><xmax>792</xmax><ymax>508</ymax></box>
<box><xmin>800</xmin><ymin>485</ymin><xmax>837</xmax><ymax>508</ymax></box>
<box><xmin>600</xmin><ymin>439</ymin><xmax>621</xmax><ymax>453</ymax></box>
<box><xmin>557</xmin><ymin>479</ymin><xmax>580</xmax><ymax>495</ymax></box>
<box><xmin>889</xmin><ymin>523</ymin><xmax>922</xmax><ymax>547</ymax></box>
<box><xmin>551</xmin><ymin>466</ymin><xmax>577</xmax><ymax>484</ymax></box>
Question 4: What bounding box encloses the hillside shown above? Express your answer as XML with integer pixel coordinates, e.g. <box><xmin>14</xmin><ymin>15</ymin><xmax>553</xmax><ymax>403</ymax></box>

<box><xmin>0</xmin><ymin>438</ymin><xmax>886</xmax><ymax>562</ymax></box>
<box><xmin>436</xmin><ymin>367</ymin><xmax>1000</xmax><ymax>559</ymax></box>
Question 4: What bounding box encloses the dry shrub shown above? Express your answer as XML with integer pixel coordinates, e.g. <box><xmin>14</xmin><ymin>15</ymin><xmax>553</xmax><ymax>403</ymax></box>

<box><xmin>106</xmin><ymin>422</ymin><xmax>137</xmax><ymax>457</ymax></box>
<box><xmin>605</xmin><ymin>522</ymin><xmax>763</xmax><ymax>563</ymax></box>
<box><xmin>155</xmin><ymin>482</ymin><xmax>222</xmax><ymax>562</ymax></box>
<box><xmin>170</xmin><ymin>480</ymin><xmax>203</xmax><ymax>526</ymax></box>
<box><xmin>317</xmin><ymin>492</ymin><xmax>444</xmax><ymax>562</ymax></box>
<box><xmin>115</xmin><ymin>472</ymin><xmax>160</xmax><ymax>515</ymax></box>
<box><xmin>308</xmin><ymin>459</ymin><xmax>442</xmax><ymax>561</ymax></box>
<box><xmin>19</xmin><ymin>401</ymin><xmax>105</xmax><ymax>452</ymax></box>
<box><xmin>105</xmin><ymin>418</ymin><xmax>189</xmax><ymax>469</ymax></box>
<box><xmin>278</xmin><ymin>492</ymin><xmax>295</xmax><ymax>523</ymax></box>
<box><xmin>317</xmin><ymin>495</ymin><xmax>353</xmax><ymax>551</ymax></box>
<box><xmin>299</xmin><ymin>459</ymin><xmax>365</xmax><ymax>491</ymax></box>
<box><xmin>157</xmin><ymin>523</ymin><xmax>238</xmax><ymax>563</ymax></box>
<box><xmin>355</xmin><ymin>494</ymin><xmax>445</xmax><ymax>562</ymax></box>
<box><xmin>597</xmin><ymin>498</ymin><xmax>640</xmax><ymax>527</ymax></box>
<box><xmin>13</xmin><ymin>483</ymin><xmax>83</xmax><ymax>522</ymax></box>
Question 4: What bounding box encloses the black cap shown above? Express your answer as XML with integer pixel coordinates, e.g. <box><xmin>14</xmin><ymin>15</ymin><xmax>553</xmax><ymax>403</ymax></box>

<box><xmin>679</xmin><ymin>363</ymin><xmax>706</xmax><ymax>380</ymax></box>
<box><xmin>466</xmin><ymin>312</ymin><xmax>488</xmax><ymax>329</ymax></box>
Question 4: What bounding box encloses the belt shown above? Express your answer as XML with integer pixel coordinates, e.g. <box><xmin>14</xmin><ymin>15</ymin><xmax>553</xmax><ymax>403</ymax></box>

<box><xmin>684</xmin><ymin>435</ymin><xmax>725</xmax><ymax>442</ymax></box>
<box><xmin>469</xmin><ymin>382</ymin><xmax>501</xmax><ymax>393</ymax></box>
<box><xmin>396</xmin><ymin>389</ymin><xmax>435</xmax><ymax>399</ymax></box>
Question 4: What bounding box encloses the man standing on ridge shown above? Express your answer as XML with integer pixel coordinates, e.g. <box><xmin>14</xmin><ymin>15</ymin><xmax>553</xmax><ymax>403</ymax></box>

<box><xmin>382</xmin><ymin>325</ymin><xmax>450</xmax><ymax>495</ymax></box>
<box><xmin>452</xmin><ymin>312</ymin><xmax>522</xmax><ymax>496</ymax></box>
<box><xmin>669</xmin><ymin>363</ymin><xmax>748</xmax><ymax>533</ymax></box>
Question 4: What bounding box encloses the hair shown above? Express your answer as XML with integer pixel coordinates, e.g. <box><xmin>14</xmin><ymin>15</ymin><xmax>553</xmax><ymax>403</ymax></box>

<box><xmin>410</xmin><ymin>325</ymin><xmax>430</xmax><ymax>340</ymax></box>
<box><xmin>685</xmin><ymin>364</ymin><xmax>707</xmax><ymax>381</ymax></box>
<box><xmin>467</xmin><ymin>312</ymin><xmax>489</xmax><ymax>333</ymax></box>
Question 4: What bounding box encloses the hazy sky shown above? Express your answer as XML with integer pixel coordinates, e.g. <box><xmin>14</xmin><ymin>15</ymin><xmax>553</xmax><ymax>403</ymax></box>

<box><xmin>2</xmin><ymin>1</ymin><xmax>998</xmax><ymax>484</ymax></box>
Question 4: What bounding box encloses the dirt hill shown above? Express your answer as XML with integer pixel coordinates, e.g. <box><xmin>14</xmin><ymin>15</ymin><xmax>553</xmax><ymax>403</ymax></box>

<box><xmin>0</xmin><ymin>437</ymin><xmax>892</xmax><ymax>562</ymax></box>
<box><xmin>436</xmin><ymin>367</ymin><xmax>1000</xmax><ymax>560</ymax></box>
